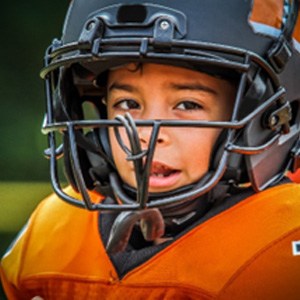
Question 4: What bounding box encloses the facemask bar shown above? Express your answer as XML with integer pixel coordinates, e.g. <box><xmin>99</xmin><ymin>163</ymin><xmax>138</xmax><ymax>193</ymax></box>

<box><xmin>113</xmin><ymin>113</ymin><xmax>161</xmax><ymax>209</ymax></box>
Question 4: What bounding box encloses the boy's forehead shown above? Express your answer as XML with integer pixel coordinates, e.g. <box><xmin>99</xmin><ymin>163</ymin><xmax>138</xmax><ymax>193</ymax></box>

<box><xmin>107</xmin><ymin>62</ymin><xmax>234</xmax><ymax>90</ymax></box>
<box><xmin>109</xmin><ymin>62</ymin><xmax>210</xmax><ymax>78</ymax></box>
<box><xmin>106</xmin><ymin>64</ymin><xmax>238</xmax><ymax>107</ymax></box>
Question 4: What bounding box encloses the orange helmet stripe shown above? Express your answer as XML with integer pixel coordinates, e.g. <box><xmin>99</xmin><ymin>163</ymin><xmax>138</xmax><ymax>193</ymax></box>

<box><xmin>292</xmin><ymin>7</ymin><xmax>300</xmax><ymax>51</ymax></box>
<box><xmin>250</xmin><ymin>0</ymin><xmax>284</xmax><ymax>29</ymax></box>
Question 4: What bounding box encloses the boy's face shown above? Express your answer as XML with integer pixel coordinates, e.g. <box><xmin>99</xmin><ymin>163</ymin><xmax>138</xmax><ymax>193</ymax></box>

<box><xmin>106</xmin><ymin>63</ymin><xmax>235</xmax><ymax>193</ymax></box>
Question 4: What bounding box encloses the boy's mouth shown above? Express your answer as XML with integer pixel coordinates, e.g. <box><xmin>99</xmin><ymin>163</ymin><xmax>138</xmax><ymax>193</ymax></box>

<box><xmin>149</xmin><ymin>162</ymin><xmax>180</xmax><ymax>188</ymax></box>
<box><xmin>150</xmin><ymin>162</ymin><xmax>178</xmax><ymax>176</ymax></box>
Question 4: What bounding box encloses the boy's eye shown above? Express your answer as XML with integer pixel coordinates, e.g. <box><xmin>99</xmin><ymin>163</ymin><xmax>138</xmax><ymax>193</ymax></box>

<box><xmin>175</xmin><ymin>101</ymin><xmax>203</xmax><ymax>110</ymax></box>
<box><xmin>113</xmin><ymin>99</ymin><xmax>140</xmax><ymax>110</ymax></box>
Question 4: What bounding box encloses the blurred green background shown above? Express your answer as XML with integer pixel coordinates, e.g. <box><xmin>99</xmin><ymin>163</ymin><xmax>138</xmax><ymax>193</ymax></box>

<box><xmin>0</xmin><ymin>1</ymin><xmax>68</xmax><ymax>297</ymax></box>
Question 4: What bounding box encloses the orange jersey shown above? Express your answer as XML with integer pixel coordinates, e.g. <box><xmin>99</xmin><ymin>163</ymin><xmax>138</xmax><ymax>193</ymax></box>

<box><xmin>1</xmin><ymin>184</ymin><xmax>300</xmax><ymax>299</ymax></box>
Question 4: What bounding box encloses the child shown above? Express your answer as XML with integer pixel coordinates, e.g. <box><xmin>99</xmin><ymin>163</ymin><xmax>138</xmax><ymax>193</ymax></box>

<box><xmin>1</xmin><ymin>0</ymin><xmax>300</xmax><ymax>299</ymax></box>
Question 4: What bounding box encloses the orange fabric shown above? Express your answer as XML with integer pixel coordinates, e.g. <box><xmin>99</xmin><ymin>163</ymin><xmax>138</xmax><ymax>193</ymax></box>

<box><xmin>250</xmin><ymin>0</ymin><xmax>283</xmax><ymax>29</ymax></box>
<box><xmin>1</xmin><ymin>184</ymin><xmax>300</xmax><ymax>299</ymax></box>
<box><xmin>288</xmin><ymin>169</ymin><xmax>300</xmax><ymax>183</ymax></box>
<box><xmin>293</xmin><ymin>7</ymin><xmax>300</xmax><ymax>44</ymax></box>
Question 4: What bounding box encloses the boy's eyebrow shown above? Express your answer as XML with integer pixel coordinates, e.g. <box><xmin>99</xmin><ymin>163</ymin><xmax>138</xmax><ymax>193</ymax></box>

<box><xmin>108</xmin><ymin>82</ymin><xmax>217</xmax><ymax>95</ymax></box>
<box><xmin>169</xmin><ymin>82</ymin><xmax>217</xmax><ymax>95</ymax></box>
<box><xmin>108</xmin><ymin>83</ymin><xmax>136</xmax><ymax>93</ymax></box>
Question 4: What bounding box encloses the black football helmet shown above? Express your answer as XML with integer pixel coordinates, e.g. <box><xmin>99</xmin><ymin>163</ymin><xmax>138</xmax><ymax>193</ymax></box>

<box><xmin>41</xmin><ymin>0</ymin><xmax>300</xmax><ymax>246</ymax></box>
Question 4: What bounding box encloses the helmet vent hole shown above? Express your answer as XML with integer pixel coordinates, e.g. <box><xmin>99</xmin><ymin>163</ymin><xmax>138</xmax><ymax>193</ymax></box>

<box><xmin>117</xmin><ymin>5</ymin><xmax>147</xmax><ymax>23</ymax></box>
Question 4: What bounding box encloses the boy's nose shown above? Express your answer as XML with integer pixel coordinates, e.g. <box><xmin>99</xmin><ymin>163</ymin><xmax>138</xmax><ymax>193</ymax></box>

<box><xmin>137</xmin><ymin>105</ymin><xmax>171</xmax><ymax>147</ymax></box>
<box><xmin>138</xmin><ymin>126</ymin><xmax>168</xmax><ymax>146</ymax></box>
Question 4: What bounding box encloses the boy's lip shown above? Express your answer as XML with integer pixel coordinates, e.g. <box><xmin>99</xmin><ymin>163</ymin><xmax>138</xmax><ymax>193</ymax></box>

<box><xmin>148</xmin><ymin>161</ymin><xmax>181</xmax><ymax>188</ymax></box>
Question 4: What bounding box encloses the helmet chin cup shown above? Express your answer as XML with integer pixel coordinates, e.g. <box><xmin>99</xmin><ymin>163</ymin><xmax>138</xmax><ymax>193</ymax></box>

<box><xmin>106</xmin><ymin>208</ymin><xmax>165</xmax><ymax>254</ymax></box>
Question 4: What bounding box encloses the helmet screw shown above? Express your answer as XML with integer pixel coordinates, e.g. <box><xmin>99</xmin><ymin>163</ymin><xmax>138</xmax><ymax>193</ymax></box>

<box><xmin>86</xmin><ymin>20</ymin><xmax>96</xmax><ymax>31</ymax></box>
<box><xmin>160</xmin><ymin>20</ymin><xmax>170</xmax><ymax>30</ymax></box>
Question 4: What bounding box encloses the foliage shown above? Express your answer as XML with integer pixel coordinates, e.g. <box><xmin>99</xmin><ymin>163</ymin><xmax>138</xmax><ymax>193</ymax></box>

<box><xmin>0</xmin><ymin>1</ymin><xmax>68</xmax><ymax>181</ymax></box>
<box><xmin>0</xmin><ymin>182</ymin><xmax>53</xmax><ymax>232</ymax></box>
